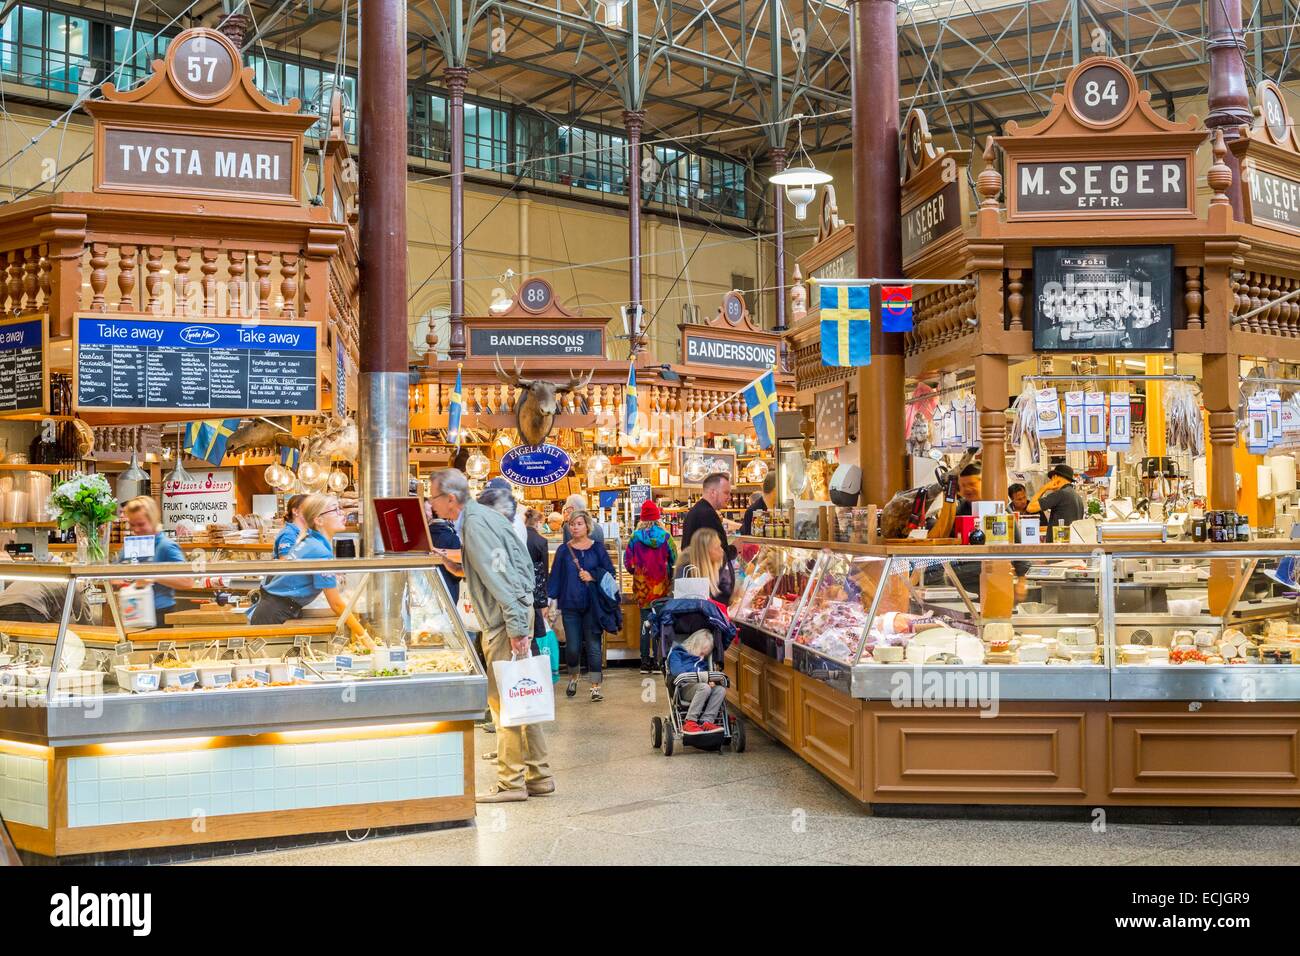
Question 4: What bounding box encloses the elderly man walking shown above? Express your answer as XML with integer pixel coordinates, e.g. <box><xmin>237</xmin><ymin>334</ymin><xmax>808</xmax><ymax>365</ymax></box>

<box><xmin>428</xmin><ymin>468</ymin><xmax>555</xmax><ymax>803</ymax></box>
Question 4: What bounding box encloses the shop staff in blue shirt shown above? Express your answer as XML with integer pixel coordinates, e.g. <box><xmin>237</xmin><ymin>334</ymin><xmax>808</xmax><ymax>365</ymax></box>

<box><xmin>273</xmin><ymin>494</ymin><xmax>308</xmax><ymax>558</ymax></box>
<box><xmin>115</xmin><ymin>496</ymin><xmax>196</xmax><ymax>627</ymax></box>
<box><xmin>250</xmin><ymin>494</ymin><xmax>373</xmax><ymax>647</ymax></box>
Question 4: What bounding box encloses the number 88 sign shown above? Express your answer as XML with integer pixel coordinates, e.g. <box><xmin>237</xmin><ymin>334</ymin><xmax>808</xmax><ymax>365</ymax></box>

<box><xmin>1068</xmin><ymin>60</ymin><xmax>1134</xmax><ymax>128</ymax></box>
<box><xmin>517</xmin><ymin>278</ymin><xmax>554</xmax><ymax>314</ymax></box>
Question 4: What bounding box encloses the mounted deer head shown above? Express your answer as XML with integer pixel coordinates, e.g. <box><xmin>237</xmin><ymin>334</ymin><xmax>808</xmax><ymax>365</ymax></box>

<box><xmin>493</xmin><ymin>355</ymin><xmax>594</xmax><ymax>446</ymax></box>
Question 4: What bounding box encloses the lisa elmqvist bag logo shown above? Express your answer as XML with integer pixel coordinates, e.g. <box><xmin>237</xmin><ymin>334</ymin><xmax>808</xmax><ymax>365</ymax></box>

<box><xmin>493</xmin><ymin>652</ymin><xmax>555</xmax><ymax>727</ymax></box>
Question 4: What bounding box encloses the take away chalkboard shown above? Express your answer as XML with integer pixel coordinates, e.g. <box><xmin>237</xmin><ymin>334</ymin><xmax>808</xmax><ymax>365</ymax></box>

<box><xmin>0</xmin><ymin>314</ymin><xmax>48</xmax><ymax>415</ymax></box>
<box><xmin>73</xmin><ymin>314</ymin><xmax>320</xmax><ymax>415</ymax></box>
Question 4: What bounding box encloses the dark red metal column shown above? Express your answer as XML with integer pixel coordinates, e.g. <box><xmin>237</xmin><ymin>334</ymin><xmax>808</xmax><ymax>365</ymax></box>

<box><xmin>1206</xmin><ymin>0</ymin><xmax>1250</xmax><ymax>221</ymax></box>
<box><xmin>772</xmin><ymin>146</ymin><xmax>787</xmax><ymax>337</ymax></box>
<box><xmin>446</xmin><ymin>67</ymin><xmax>470</xmax><ymax>360</ymax></box>
<box><xmin>851</xmin><ymin>0</ymin><xmax>905</xmax><ymax>504</ymax></box>
<box><xmin>358</xmin><ymin>0</ymin><xmax>410</xmax><ymax>566</ymax></box>
<box><xmin>625</xmin><ymin>109</ymin><xmax>646</xmax><ymax>353</ymax></box>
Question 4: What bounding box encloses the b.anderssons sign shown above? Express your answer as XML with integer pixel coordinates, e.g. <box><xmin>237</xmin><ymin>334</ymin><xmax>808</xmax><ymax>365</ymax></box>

<box><xmin>469</xmin><ymin>328</ymin><xmax>603</xmax><ymax>357</ymax></box>
<box><xmin>683</xmin><ymin>332</ymin><xmax>777</xmax><ymax>370</ymax></box>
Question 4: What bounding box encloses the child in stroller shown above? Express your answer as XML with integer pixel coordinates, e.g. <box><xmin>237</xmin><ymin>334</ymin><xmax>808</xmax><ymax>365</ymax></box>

<box><xmin>670</xmin><ymin>629</ymin><xmax>728</xmax><ymax>734</ymax></box>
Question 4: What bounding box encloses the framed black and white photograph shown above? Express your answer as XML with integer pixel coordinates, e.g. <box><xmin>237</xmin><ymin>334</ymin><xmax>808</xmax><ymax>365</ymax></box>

<box><xmin>1031</xmin><ymin>245</ymin><xmax>1174</xmax><ymax>352</ymax></box>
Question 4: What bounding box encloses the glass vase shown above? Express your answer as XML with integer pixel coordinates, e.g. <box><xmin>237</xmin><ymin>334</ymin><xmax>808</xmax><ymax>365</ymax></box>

<box><xmin>75</xmin><ymin>523</ymin><xmax>109</xmax><ymax>564</ymax></box>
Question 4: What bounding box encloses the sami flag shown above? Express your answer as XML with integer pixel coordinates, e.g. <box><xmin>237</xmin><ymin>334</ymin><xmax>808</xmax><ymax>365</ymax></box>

<box><xmin>448</xmin><ymin>364</ymin><xmax>465</xmax><ymax>448</ymax></box>
<box><xmin>624</xmin><ymin>362</ymin><xmax>637</xmax><ymax>437</ymax></box>
<box><xmin>185</xmin><ymin>418</ymin><xmax>240</xmax><ymax>465</ymax></box>
<box><xmin>818</xmin><ymin>284</ymin><xmax>871</xmax><ymax>367</ymax></box>
<box><xmin>743</xmin><ymin>369</ymin><xmax>778</xmax><ymax>450</ymax></box>
<box><xmin>881</xmin><ymin>285</ymin><xmax>914</xmax><ymax>333</ymax></box>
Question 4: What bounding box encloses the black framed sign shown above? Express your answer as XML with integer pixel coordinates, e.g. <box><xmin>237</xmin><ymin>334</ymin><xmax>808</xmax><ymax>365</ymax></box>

<box><xmin>1031</xmin><ymin>246</ymin><xmax>1174</xmax><ymax>352</ymax></box>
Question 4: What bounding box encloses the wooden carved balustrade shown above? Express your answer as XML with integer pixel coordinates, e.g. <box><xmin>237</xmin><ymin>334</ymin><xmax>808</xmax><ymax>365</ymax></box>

<box><xmin>1231</xmin><ymin>269</ymin><xmax>1300</xmax><ymax>337</ymax></box>
<box><xmin>904</xmin><ymin>279</ymin><xmax>977</xmax><ymax>357</ymax></box>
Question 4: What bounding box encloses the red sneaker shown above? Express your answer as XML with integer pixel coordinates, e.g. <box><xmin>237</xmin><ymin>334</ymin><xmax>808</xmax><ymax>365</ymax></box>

<box><xmin>701</xmin><ymin>721</ymin><xmax>723</xmax><ymax>732</ymax></box>
<box><xmin>682</xmin><ymin>720</ymin><xmax>705</xmax><ymax>734</ymax></box>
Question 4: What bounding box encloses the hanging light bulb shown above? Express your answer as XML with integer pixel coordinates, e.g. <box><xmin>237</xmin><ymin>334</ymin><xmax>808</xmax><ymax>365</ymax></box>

<box><xmin>586</xmin><ymin>452</ymin><xmax>611</xmax><ymax>479</ymax></box>
<box><xmin>684</xmin><ymin>454</ymin><xmax>709</xmax><ymax>483</ymax></box>
<box><xmin>299</xmin><ymin>460</ymin><xmax>329</xmax><ymax>491</ymax></box>
<box><xmin>466</xmin><ymin>451</ymin><xmax>491</xmax><ymax>480</ymax></box>
<box><xmin>117</xmin><ymin>450</ymin><xmax>149</xmax><ymax>500</ymax></box>
<box><xmin>769</xmin><ymin>115</ymin><xmax>833</xmax><ymax>222</ymax></box>
<box><xmin>328</xmin><ymin>469</ymin><xmax>350</xmax><ymax>494</ymax></box>
<box><xmin>744</xmin><ymin>457</ymin><xmax>770</xmax><ymax>484</ymax></box>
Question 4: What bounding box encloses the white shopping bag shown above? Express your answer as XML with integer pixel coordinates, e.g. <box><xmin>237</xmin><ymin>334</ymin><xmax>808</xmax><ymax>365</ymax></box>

<box><xmin>673</xmin><ymin>574</ymin><xmax>711</xmax><ymax>600</ymax></box>
<box><xmin>118</xmin><ymin>583</ymin><xmax>156</xmax><ymax>629</ymax></box>
<box><xmin>493</xmin><ymin>652</ymin><xmax>555</xmax><ymax>727</ymax></box>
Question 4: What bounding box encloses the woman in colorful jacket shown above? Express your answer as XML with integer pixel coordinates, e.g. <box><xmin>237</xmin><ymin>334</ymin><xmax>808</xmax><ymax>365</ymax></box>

<box><xmin>623</xmin><ymin>499</ymin><xmax>678</xmax><ymax>673</ymax></box>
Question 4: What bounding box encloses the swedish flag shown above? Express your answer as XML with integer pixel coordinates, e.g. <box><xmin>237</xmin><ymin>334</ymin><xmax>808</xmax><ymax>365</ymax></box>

<box><xmin>448</xmin><ymin>363</ymin><xmax>465</xmax><ymax>448</ymax></box>
<box><xmin>743</xmin><ymin>369</ymin><xmax>778</xmax><ymax>450</ymax></box>
<box><xmin>819</xmin><ymin>283</ymin><xmax>872</xmax><ymax>367</ymax></box>
<box><xmin>624</xmin><ymin>362</ymin><xmax>637</xmax><ymax>437</ymax></box>
<box><xmin>184</xmin><ymin>418</ymin><xmax>240</xmax><ymax>465</ymax></box>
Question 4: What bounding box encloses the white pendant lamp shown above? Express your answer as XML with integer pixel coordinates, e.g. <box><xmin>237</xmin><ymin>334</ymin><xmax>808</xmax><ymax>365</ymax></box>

<box><xmin>769</xmin><ymin>116</ymin><xmax>833</xmax><ymax>221</ymax></box>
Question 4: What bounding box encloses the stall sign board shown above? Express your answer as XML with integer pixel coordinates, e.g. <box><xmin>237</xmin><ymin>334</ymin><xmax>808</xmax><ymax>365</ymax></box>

<box><xmin>1245</xmin><ymin>166</ymin><xmax>1300</xmax><ymax>235</ymax></box>
<box><xmin>1031</xmin><ymin>246</ymin><xmax>1174</xmax><ymax>352</ymax></box>
<box><xmin>1015</xmin><ymin>159</ymin><xmax>1188</xmax><ymax>214</ymax></box>
<box><xmin>99</xmin><ymin>127</ymin><xmax>297</xmax><ymax>203</ymax></box>
<box><xmin>814</xmin><ymin>383</ymin><xmax>849</xmax><ymax>450</ymax></box>
<box><xmin>683</xmin><ymin>333</ymin><xmax>777</xmax><ymax>370</ymax></box>
<box><xmin>0</xmin><ymin>315</ymin><xmax>47</xmax><ymax>414</ymax></box>
<box><xmin>161</xmin><ymin>469</ymin><xmax>236</xmax><ymax>530</ymax></box>
<box><xmin>629</xmin><ymin>483</ymin><xmax>653</xmax><ymax>516</ymax></box>
<box><xmin>500</xmin><ymin>444</ymin><xmax>573</xmax><ymax>486</ymax></box>
<box><xmin>902</xmin><ymin>178</ymin><xmax>963</xmax><ymax>262</ymax></box>
<box><xmin>73</xmin><ymin>314</ymin><xmax>320</xmax><ymax>414</ymax></box>
<box><xmin>468</xmin><ymin>328</ymin><xmax>603</xmax><ymax>357</ymax></box>
<box><xmin>811</xmin><ymin>249</ymin><xmax>855</xmax><ymax>283</ymax></box>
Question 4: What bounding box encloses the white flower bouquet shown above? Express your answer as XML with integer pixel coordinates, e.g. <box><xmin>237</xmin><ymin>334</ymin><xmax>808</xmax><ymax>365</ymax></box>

<box><xmin>47</xmin><ymin>473</ymin><xmax>119</xmax><ymax>562</ymax></box>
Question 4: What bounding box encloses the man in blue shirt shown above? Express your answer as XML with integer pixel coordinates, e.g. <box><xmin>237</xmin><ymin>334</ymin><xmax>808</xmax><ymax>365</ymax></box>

<box><xmin>117</xmin><ymin>497</ymin><xmax>195</xmax><ymax>627</ymax></box>
<box><xmin>274</xmin><ymin>494</ymin><xmax>308</xmax><ymax>558</ymax></box>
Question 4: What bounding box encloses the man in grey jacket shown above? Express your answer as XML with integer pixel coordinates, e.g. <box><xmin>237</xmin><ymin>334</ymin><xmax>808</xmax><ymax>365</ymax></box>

<box><xmin>429</xmin><ymin>469</ymin><xmax>554</xmax><ymax>803</ymax></box>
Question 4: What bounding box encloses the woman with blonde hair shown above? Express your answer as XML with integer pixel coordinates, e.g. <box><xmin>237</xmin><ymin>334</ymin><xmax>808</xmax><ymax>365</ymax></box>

<box><xmin>112</xmin><ymin>496</ymin><xmax>195</xmax><ymax>626</ymax></box>
<box><xmin>251</xmin><ymin>494</ymin><xmax>372</xmax><ymax>646</ymax></box>
<box><xmin>674</xmin><ymin>526</ymin><xmax>734</xmax><ymax>606</ymax></box>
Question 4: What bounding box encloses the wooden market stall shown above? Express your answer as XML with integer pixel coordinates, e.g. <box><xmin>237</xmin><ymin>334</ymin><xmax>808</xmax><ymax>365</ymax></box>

<box><xmin>749</xmin><ymin>56</ymin><xmax>1300</xmax><ymax>811</ymax></box>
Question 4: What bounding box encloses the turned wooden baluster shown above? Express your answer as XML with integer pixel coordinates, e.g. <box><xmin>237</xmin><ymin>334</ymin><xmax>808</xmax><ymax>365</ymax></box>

<box><xmin>89</xmin><ymin>243</ymin><xmax>108</xmax><ymax>311</ymax></box>
<box><xmin>173</xmin><ymin>247</ymin><xmax>192</xmax><ymax>316</ymax></box>
<box><xmin>226</xmin><ymin>250</ymin><xmax>246</xmax><ymax>318</ymax></box>
<box><xmin>1268</xmin><ymin>276</ymin><xmax>1282</xmax><ymax>336</ymax></box>
<box><xmin>144</xmin><ymin>246</ymin><xmax>164</xmax><ymax>314</ymax></box>
<box><xmin>254</xmin><ymin>251</ymin><xmax>272</xmax><ymax>317</ymax></box>
<box><xmin>1183</xmin><ymin>267</ymin><xmax>1202</xmax><ymax>330</ymax></box>
<box><xmin>5</xmin><ymin>251</ymin><xmax>22</xmax><ymax>314</ymax></box>
<box><xmin>1286</xmin><ymin>278</ymin><xmax>1299</xmax><ymax>337</ymax></box>
<box><xmin>1007</xmin><ymin>269</ymin><xmax>1024</xmax><ymax>331</ymax></box>
<box><xmin>200</xmin><ymin>249</ymin><xmax>219</xmax><ymax>316</ymax></box>
<box><xmin>22</xmin><ymin>247</ymin><xmax>39</xmax><ymax>312</ymax></box>
<box><xmin>116</xmin><ymin>244</ymin><xmax>137</xmax><ymax>312</ymax></box>
<box><xmin>37</xmin><ymin>246</ymin><xmax>51</xmax><ymax>311</ymax></box>
<box><xmin>1248</xmin><ymin>272</ymin><xmax>1262</xmax><ymax>333</ymax></box>
<box><xmin>279</xmin><ymin>252</ymin><xmax>298</xmax><ymax>318</ymax></box>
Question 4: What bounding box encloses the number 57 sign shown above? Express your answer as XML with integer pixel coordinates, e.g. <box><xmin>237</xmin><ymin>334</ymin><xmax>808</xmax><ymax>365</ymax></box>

<box><xmin>167</xmin><ymin>28</ymin><xmax>238</xmax><ymax>103</ymax></box>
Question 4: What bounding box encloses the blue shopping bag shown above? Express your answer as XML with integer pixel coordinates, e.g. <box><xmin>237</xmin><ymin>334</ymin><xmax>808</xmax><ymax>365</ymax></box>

<box><xmin>537</xmin><ymin>629</ymin><xmax>561</xmax><ymax>683</ymax></box>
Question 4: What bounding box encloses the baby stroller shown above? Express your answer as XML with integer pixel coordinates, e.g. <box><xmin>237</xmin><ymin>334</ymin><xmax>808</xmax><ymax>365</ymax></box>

<box><xmin>647</xmin><ymin>597</ymin><xmax>746</xmax><ymax>756</ymax></box>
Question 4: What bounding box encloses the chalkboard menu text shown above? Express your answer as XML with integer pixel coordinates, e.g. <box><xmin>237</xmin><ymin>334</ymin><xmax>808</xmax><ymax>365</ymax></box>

<box><xmin>74</xmin><ymin>315</ymin><xmax>319</xmax><ymax>414</ymax></box>
<box><xmin>0</xmin><ymin>315</ymin><xmax>47</xmax><ymax>415</ymax></box>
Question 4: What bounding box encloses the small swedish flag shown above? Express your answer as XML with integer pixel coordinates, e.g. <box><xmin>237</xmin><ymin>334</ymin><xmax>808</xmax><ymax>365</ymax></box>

<box><xmin>185</xmin><ymin>418</ymin><xmax>241</xmax><ymax>465</ymax></box>
<box><xmin>448</xmin><ymin>364</ymin><xmax>465</xmax><ymax>448</ymax></box>
<box><xmin>818</xmin><ymin>284</ymin><xmax>872</xmax><ymax>367</ymax></box>
<box><xmin>743</xmin><ymin>369</ymin><xmax>778</xmax><ymax>450</ymax></box>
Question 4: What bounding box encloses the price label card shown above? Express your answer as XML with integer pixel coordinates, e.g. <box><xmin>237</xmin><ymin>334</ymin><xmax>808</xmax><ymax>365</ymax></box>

<box><xmin>178</xmin><ymin>671</ymin><xmax>198</xmax><ymax>688</ymax></box>
<box><xmin>335</xmin><ymin>655</ymin><xmax>353</xmax><ymax>670</ymax></box>
<box><xmin>17</xmin><ymin>644</ymin><xmax>29</xmax><ymax>659</ymax></box>
<box><xmin>157</xmin><ymin>640</ymin><xmax>177</xmax><ymax>655</ymax></box>
<box><xmin>248</xmin><ymin>638</ymin><xmax>267</xmax><ymax>654</ymax></box>
<box><xmin>115</xmin><ymin>641</ymin><xmax>134</xmax><ymax>657</ymax></box>
<box><xmin>253</xmin><ymin>669</ymin><xmax>270</xmax><ymax>683</ymax></box>
<box><xmin>388</xmin><ymin>649</ymin><xmax>407</xmax><ymax>665</ymax></box>
<box><xmin>291</xmin><ymin>667</ymin><xmax>305</xmax><ymax>681</ymax></box>
<box><xmin>293</xmin><ymin>635</ymin><xmax>311</xmax><ymax>648</ymax></box>
<box><xmin>136</xmin><ymin>672</ymin><xmax>159</xmax><ymax>691</ymax></box>
<box><xmin>227</xmin><ymin>637</ymin><xmax>246</xmax><ymax>651</ymax></box>
<box><xmin>329</xmin><ymin>633</ymin><xmax>348</xmax><ymax>649</ymax></box>
<box><xmin>213</xmin><ymin>673</ymin><xmax>230</xmax><ymax>687</ymax></box>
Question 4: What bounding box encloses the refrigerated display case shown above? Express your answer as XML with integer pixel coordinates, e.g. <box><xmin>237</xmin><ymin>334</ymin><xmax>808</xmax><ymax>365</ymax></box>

<box><xmin>0</xmin><ymin>556</ymin><xmax>486</xmax><ymax>858</ymax></box>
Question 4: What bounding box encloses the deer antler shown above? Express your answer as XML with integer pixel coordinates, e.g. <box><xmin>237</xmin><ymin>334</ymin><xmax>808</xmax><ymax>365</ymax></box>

<box><xmin>557</xmin><ymin>368</ymin><xmax>594</xmax><ymax>393</ymax></box>
<box><xmin>493</xmin><ymin>354</ymin><xmax>534</xmax><ymax>388</ymax></box>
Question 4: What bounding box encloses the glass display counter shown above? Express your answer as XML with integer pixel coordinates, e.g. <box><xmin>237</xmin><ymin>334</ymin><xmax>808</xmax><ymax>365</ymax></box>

<box><xmin>0</xmin><ymin>556</ymin><xmax>486</xmax><ymax>858</ymax></box>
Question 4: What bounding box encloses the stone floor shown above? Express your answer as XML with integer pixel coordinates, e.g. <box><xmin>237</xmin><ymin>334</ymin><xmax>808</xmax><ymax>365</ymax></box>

<box><xmin>196</xmin><ymin>670</ymin><xmax>1300</xmax><ymax>866</ymax></box>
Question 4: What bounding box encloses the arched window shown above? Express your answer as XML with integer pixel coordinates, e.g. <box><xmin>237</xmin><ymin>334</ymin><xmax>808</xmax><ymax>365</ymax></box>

<box><xmin>412</xmin><ymin>306</ymin><xmax>451</xmax><ymax>361</ymax></box>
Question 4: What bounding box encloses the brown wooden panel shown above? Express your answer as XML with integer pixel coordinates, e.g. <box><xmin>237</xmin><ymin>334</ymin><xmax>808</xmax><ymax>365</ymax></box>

<box><xmin>797</xmin><ymin>673</ymin><xmax>865</xmax><ymax>798</ymax></box>
<box><xmin>738</xmin><ymin>646</ymin><xmax>766</xmax><ymax>724</ymax></box>
<box><xmin>1109</xmin><ymin>713</ymin><xmax>1300</xmax><ymax>798</ymax></box>
<box><xmin>764</xmin><ymin>660</ymin><xmax>796</xmax><ymax>746</ymax></box>
<box><xmin>723</xmin><ymin>643</ymin><xmax>740</xmax><ymax>708</ymax></box>
<box><xmin>872</xmin><ymin>710</ymin><xmax>1087</xmax><ymax>798</ymax></box>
